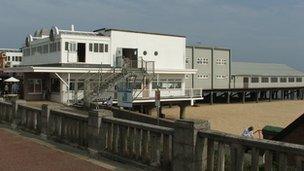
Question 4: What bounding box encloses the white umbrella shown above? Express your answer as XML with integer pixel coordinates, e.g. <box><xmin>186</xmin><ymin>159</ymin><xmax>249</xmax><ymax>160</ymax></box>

<box><xmin>4</xmin><ymin>77</ymin><xmax>20</xmax><ymax>83</ymax></box>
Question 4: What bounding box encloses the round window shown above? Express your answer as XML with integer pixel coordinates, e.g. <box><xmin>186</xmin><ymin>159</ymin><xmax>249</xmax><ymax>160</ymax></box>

<box><xmin>143</xmin><ymin>51</ymin><xmax>147</xmax><ymax>55</ymax></box>
<box><xmin>154</xmin><ymin>51</ymin><xmax>158</xmax><ymax>56</ymax></box>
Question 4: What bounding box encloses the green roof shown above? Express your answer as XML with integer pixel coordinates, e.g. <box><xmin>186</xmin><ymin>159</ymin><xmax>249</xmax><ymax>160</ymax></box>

<box><xmin>231</xmin><ymin>62</ymin><xmax>304</xmax><ymax>77</ymax></box>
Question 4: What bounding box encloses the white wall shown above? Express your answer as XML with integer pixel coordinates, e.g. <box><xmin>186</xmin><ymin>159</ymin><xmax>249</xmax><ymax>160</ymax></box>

<box><xmin>5</xmin><ymin>51</ymin><xmax>22</xmax><ymax>67</ymax></box>
<box><xmin>109</xmin><ymin>31</ymin><xmax>186</xmax><ymax>70</ymax></box>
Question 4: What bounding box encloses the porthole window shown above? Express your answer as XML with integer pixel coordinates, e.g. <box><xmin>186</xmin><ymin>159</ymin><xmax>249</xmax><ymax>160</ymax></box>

<box><xmin>143</xmin><ymin>51</ymin><xmax>147</xmax><ymax>56</ymax></box>
<box><xmin>154</xmin><ymin>51</ymin><xmax>158</xmax><ymax>56</ymax></box>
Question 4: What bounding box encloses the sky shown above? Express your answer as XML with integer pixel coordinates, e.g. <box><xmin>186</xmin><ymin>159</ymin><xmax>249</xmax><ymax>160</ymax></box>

<box><xmin>0</xmin><ymin>0</ymin><xmax>304</xmax><ymax>70</ymax></box>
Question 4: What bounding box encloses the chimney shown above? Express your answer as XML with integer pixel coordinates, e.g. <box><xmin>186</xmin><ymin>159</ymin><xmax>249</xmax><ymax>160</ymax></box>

<box><xmin>71</xmin><ymin>24</ymin><xmax>75</xmax><ymax>31</ymax></box>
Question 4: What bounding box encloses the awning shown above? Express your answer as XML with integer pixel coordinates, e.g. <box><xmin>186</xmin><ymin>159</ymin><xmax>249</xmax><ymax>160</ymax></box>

<box><xmin>4</xmin><ymin>77</ymin><xmax>20</xmax><ymax>82</ymax></box>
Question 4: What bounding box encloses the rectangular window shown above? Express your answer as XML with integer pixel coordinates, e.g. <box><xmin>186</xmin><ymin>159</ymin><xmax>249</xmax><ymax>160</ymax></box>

<box><xmin>77</xmin><ymin>80</ymin><xmax>84</xmax><ymax>90</ymax></box>
<box><xmin>251</xmin><ymin>77</ymin><xmax>259</xmax><ymax>83</ymax></box>
<box><xmin>69</xmin><ymin>80</ymin><xmax>75</xmax><ymax>91</ymax></box>
<box><xmin>65</xmin><ymin>42</ymin><xmax>69</xmax><ymax>51</ymax></box>
<box><xmin>28</xmin><ymin>79</ymin><xmax>42</xmax><ymax>93</ymax></box>
<box><xmin>37</xmin><ymin>46</ymin><xmax>42</xmax><ymax>54</ymax></box>
<box><xmin>152</xmin><ymin>79</ymin><xmax>182</xmax><ymax>89</ymax></box>
<box><xmin>196</xmin><ymin>58</ymin><xmax>203</xmax><ymax>64</ymax></box>
<box><xmin>296</xmin><ymin>77</ymin><xmax>302</xmax><ymax>82</ymax></box>
<box><xmin>57</xmin><ymin>42</ymin><xmax>61</xmax><ymax>51</ymax></box>
<box><xmin>43</xmin><ymin>44</ymin><xmax>48</xmax><ymax>53</ymax></box>
<box><xmin>7</xmin><ymin>56</ymin><xmax>10</xmax><ymax>61</ymax></box>
<box><xmin>89</xmin><ymin>43</ymin><xmax>93</xmax><ymax>52</ymax></box>
<box><xmin>271</xmin><ymin>77</ymin><xmax>278</xmax><ymax>83</ymax></box>
<box><xmin>280</xmin><ymin>77</ymin><xmax>287</xmax><ymax>83</ymax></box>
<box><xmin>288</xmin><ymin>77</ymin><xmax>295</xmax><ymax>82</ymax></box>
<box><xmin>51</xmin><ymin>78</ymin><xmax>60</xmax><ymax>92</ymax></box>
<box><xmin>94</xmin><ymin>43</ymin><xmax>98</xmax><ymax>52</ymax></box>
<box><xmin>261</xmin><ymin>77</ymin><xmax>269</xmax><ymax>83</ymax></box>
<box><xmin>69</xmin><ymin>43</ymin><xmax>77</xmax><ymax>52</ymax></box>
<box><xmin>105</xmin><ymin>44</ymin><xmax>108</xmax><ymax>52</ymax></box>
<box><xmin>99</xmin><ymin>43</ymin><xmax>104</xmax><ymax>52</ymax></box>
<box><xmin>12</xmin><ymin>56</ymin><xmax>15</xmax><ymax>61</ymax></box>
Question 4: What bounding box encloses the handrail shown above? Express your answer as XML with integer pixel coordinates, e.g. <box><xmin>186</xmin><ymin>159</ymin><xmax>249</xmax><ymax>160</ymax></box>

<box><xmin>198</xmin><ymin>129</ymin><xmax>304</xmax><ymax>156</ymax></box>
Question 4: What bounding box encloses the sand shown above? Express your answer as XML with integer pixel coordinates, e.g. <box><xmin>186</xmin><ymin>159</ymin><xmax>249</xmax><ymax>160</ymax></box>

<box><xmin>152</xmin><ymin>100</ymin><xmax>304</xmax><ymax>135</ymax></box>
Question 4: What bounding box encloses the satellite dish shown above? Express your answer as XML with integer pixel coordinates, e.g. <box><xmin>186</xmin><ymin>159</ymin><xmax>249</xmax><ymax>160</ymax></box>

<box><xmin>49</xmin><ymin>26</ymin><xmax>59</xmax><ymax>41</ymax></box>
<box><xmin>25</xmin><ymin>35</ymin><xmax>33</xmax><ymax>47</ymax></box>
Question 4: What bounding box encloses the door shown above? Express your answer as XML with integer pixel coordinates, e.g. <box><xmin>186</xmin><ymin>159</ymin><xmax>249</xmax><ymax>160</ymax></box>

<box><xmin>77</xmin><ymin>43</ymin><xmax>86</xmax><ymax>62</ymax></box>
<box><xmin>122</xmin><ymin>48</ymin><xmax>138</xmax><ymax>68</ymax></box>
<box><xmin>243</xmin><ymin>77</ymin><xmax>249</xmax><ymax>88</ymax></box>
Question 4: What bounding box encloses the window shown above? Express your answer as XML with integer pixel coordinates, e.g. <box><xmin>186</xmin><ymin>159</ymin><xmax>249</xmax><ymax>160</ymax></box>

<box><xmin>198</xmin><ymin>74</ymin><xmax>209</xmax><ymax>79</ymax></box>
<box><xmin>37</xmin><ymin>46</ymin><xmax>42</xmax><ymax>54</ymax></box>
<box><xmin>216</xmin><ymin>75</ymin><xmax>227</xmax><ymax>79</ymax></box>
<box><xmin>251</xmin><ymin>77</ymin><xmax>259</xmax><ymax>83</ymax></box>
<box><xmin>65</xmin><ymin>42</ymin><xmax>69</xmax><ymax>51</ymax></box>
<box><xmin>99</xmin><ymin>43</ymin><xmax>104</xmax><ymax>52</ymax></box>
<box><xmin>280</xmin><ymin>77</ymin><xmax>287</xmax><ymax>83</ymax></box>
<box><xmin>154</xmin><ymin>51</ymin><xmax>158</xmax><ymax>56</ymax></box>
<box><xmin>43</xmin><ymin>44</ymin><xmax>48</xmax><ymax>53</ymax></box>
<box><xmin>296</xmin><ymin>77</ymin><xmax>302</xmax><ymax>82</ymax></box>
<box><xmin>94</xmin><ymin>43</ymin><xmax>98</xmax><ymax>52</ymax></box>
<box><xmin>261</xmin><ymin>77</ymin><xmax>269</xmax><ymax>83</ymax></box>
<box><xmin>185</xmin><ymin>74</ymin><xmax>190</xmax><ymax>79</ymax></box>
<box><xmin>216</xmin><ymin>59</ymin><xmax>226</xmax><ymax>65</ymax></box>
<box><xmin>152</xmin><ymin>79</ymin><xmax>182</xmax><ymax>89</ymax></box>
<box><xmin>12</xmin><ymin>56</ymin><xmax>15</xmax><ymax>61</ymax></box>
<box><xmin>77</xmin><ymin>80</ymin><xmax>84</xmax><ymax>90</ymax></box>
<box><xmin>143</xmin><ymin>51</ymin><xmax>147</xmax><ymax>56</ymax></box>
<box><xmin>197</xmin><ymin>57</ymin><xmax>203</xmax><ymax>64</ymax></box>
<box><xmin>28</xmin><ymin>79</ymin><xmax>42</xmax><ymax>93</ymax></box>
<box><xmin>69</xmin><ymin>80</ymin><xmax>75</xmax><ymax>91</ymax></box>
<box><xmin>32</xmin><ymin>47</ymin><xmax>37</xmax><ymax>55</ymax></box>
<box><xmin>105</xmin><ymin>44</ymin><xmax>108</xmax><ymax>52</ymax></box>
<box><xmin>288</xmin><ymin>77</ymin><xmax>295</xmax><ymax>82</ymax></box>
<box><xmin>57</xmin><ymin>42</ymin><xmax>61</xmax><ymax>51</ymax></box>
<box><xmin>271</xmin><ymin>77</ymin><xmax>278</xmax><ymax>83</ymax></box>
<box><xmin>70</xmin><ymin>43</ymin><xmax>77</xmax><ymax>52</ymax></box>
<box><xmin>203</xmin><ymin>58</ymin><xmax>208</xmax><ymax>64</ymax></box>
<box><xmin>89</xmin><ymin>43</ymin><xmax>93</xmax><ymax>52</ymax></box>
<box><xmin>51</xmin><ymin>78</ymin><xmax>60</xmax><ymax>92</ymax></box>
<box><xmin>185</xmin><ymin>58</ymin><xmax>190</xmax><ymax>64</ymax></box>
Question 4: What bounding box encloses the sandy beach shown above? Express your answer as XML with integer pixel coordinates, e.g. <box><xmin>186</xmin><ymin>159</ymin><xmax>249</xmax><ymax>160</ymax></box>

<box><xmin>152</xmin><ymin>100</ymin><xmax>304</xmax><ymax>135</ymax></box>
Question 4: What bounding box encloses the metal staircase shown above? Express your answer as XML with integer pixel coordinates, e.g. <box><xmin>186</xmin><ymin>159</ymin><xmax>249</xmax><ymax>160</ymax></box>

<box><xmin>72</xmin><ymin>57</ymin><xmax>155</xmax><ymax>108</ymax></box>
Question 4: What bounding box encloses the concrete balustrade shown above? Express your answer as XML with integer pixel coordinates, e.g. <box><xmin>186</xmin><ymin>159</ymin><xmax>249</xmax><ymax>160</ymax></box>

<box><xmin>1</xmin><ymin>99</ymin><xmax>304</xmax><ymax>170</ymax></box>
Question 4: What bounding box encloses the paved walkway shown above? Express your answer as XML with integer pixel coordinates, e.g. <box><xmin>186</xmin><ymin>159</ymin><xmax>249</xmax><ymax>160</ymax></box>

<box><xmin>0</xmin><ymin>127</ymin><xmax>141</xmax><ymax>171</ymax></box>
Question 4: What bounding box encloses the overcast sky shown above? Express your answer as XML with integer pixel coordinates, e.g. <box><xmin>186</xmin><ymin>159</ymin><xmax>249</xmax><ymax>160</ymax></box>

<box><xmin>0</xmin><ymin>0</ymin><xmax>303</xmax><ymax>70</ymax></box>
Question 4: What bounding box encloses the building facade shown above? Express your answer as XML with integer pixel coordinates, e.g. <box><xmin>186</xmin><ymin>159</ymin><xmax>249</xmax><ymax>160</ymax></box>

<box><xmin>0</xmin><ymin>48</ymin><xmax>23</xmax><ymax>68</ymax></box>
<box><xmin>6</xmin><ymin>26</ymin><xmax>198</xmax><ymax>105</ymax></box>
<box><xmin>185</xmin><ymin>45</ymin><xmax>231</xmax><ymax>90</ymax></box>
<box><xmin>231</xmin><ymin>62</ymin><xmax>304</xmax><ymax>89</ymax></box>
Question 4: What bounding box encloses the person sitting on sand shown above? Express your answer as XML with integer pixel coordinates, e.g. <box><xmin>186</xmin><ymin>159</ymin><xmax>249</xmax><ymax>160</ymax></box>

<box><xmin>242</xmin><ymin>126</ymin><xmax>254</xmax><ymax>138</ymax></box>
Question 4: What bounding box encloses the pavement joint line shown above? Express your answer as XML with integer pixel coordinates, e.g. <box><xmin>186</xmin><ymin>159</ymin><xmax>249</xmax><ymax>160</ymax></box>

<box><xmin>0</xmin><ymin>124</ymin><xmax>143</xmax><ymax>171</ymax></box>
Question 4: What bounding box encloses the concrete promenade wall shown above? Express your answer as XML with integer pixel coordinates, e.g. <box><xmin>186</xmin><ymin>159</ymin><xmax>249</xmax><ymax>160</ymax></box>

<box><xmin>1</xmin><ymin>100</ymin><xmax>304</xmax><ymax>170</ymax></box>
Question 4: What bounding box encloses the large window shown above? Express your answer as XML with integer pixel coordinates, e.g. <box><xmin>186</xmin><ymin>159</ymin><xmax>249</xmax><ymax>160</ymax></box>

<box><xmin>51</xmin><ymin>78</ymin><xmax>60</xmax><ymax>92</ymax></box>
<box><xmin>271</xmin><ymin>77</ymin><xmax>278</xmax><ymax>83</ymax></box>
<box><xmin>152</xmin><ymin>79</ymin><xmax>182</xmax><ymax>89</ymax></box>
<box><xmin>261</xmin><ymin>77</ymin><xmax>269</xmax><ymax>83</ymax></box>
<box><xmin>280</xmin><ymin>77</ymin><xmax>287</xmax><ymax>83</ymax></box>
<box><xmin>288</xmin><ymin>77</ymin><xmax>295</xmax><ymax>83</ymax></box>
<box><xmin>89</xmin><ymin>43</ymin><xmax>93</xmax><ymax>52</ymax></box>
<box><xmin>296</xmin><ymin>77</ymin><xmax>302</xmax><ymax>82</ymax></box>
<box><xmin>251</xmin><ymin>77</ymin><xmax>259</xmax><ymax>83</ymax></box>
<box><xmin>28</xmin><ymin>79</ymin><xmax>42</xmax><ymax>93</ymax></box>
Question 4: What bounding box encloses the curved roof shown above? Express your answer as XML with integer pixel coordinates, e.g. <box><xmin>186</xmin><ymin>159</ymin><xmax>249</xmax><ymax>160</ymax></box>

<box><xmin>231</xmin><ymin>62</ymin><xmax>304</xmax><ymax>77</ymax></box>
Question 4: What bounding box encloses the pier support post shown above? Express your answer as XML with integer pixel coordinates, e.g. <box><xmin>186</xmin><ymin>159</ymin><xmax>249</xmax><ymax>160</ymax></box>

<box><xmin>227</xmin><ymin>91</ymin><xmax>230</xmax><ymax>104</ymax></box>
<box><xmin>256</xmin><ymin>91</ymin><xmax>260</xmax><ymax>103</ymax></box>
<box><xmin>242</xmin><ymin>91</ymin><xmax>246</xmax><ymax>103</ymax></box>
<box><xmin>269</xmin><ymin>90</ymin><xmax>272</xmax><ymax>102</ymax></box>
<box><xmin>210</xmin><ymin>92</ymin><xmax>214</xmax><ymax>105</ymax></box>
<box><xmin>179</xmin><ymin>104</ymin><xmax>187</xmax><ymax>119</ymax></box>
